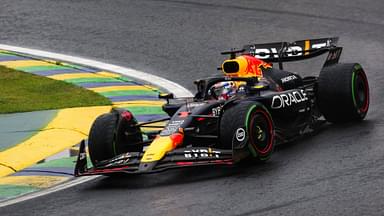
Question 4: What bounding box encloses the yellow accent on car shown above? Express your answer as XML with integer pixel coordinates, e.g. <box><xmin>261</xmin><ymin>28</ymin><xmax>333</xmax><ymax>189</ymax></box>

<box><xmin>254</xmin><ymin>85</ymin><xmax>265</xmax><ymax>89</ymax></box>
<box><xmin>141</xmin><ymin>136</ymin><xmax>175</xmax><ymax>162</ymax></box>
<box><xmin>305</xmin><ymin>40</ymin><xmax>310</xmax><ymax>55</ymax></box>
<box><xmin>222</xmin><ymin>56</ymin><xmax>248</xmax><ymax>75</ymax></box>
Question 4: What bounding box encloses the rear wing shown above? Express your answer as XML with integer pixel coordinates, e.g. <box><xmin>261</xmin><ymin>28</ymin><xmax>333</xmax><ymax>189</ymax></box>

<box><xmin>243</xmin><ymin>37</ymin><xmax>342</xmax><ymax>69</ymax></box>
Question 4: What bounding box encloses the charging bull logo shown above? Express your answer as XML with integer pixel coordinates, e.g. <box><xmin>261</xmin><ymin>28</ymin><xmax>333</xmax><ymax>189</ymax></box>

<box><xmin>243</xmin><ymin>55</ymin><xmax>272</xmax><ymax>77</ymax></box>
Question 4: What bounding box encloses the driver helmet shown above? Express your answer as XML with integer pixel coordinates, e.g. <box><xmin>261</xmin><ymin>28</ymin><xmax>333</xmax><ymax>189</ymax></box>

<box><xmin>212</xmin><ymin>81</ymin><xmax>237</xmax><ymax>100</ymax></box>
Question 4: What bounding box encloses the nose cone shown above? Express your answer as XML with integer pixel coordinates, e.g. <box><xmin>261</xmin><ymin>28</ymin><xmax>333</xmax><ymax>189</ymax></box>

<box><xmin>141</xmin><ymin>136</ymin><xmax>174</xmax><ymax>163</ymax></box>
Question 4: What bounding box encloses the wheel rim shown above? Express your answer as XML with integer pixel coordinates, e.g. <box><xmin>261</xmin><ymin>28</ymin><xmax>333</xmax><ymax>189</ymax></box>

<box><xmin>352</xmin><ymin>70</ymin><xmax>369</xmax><ymax>113</ymax></box>
<box><xmin>249</xmin><ymin>109</ymin><xmax>273</xmax><ymax>155</ymax></box>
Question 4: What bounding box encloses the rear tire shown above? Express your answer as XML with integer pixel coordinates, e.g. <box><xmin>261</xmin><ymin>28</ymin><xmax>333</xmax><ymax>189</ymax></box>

<box><xmin>220</xmin><ymin>101</ymin><xmax>274</xmax><ymax>161</ymax></box>
<box><xmin>317</xmin><ymin>63</ymin><xmax>369</xmax><ymax>123</ymax></box>
<box><xmin>88</xmin><ymin>110</ymin><xmax>143</xmax><ymax>166</ymax></box>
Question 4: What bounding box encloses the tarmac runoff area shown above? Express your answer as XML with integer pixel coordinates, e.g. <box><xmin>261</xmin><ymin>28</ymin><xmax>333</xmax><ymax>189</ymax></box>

<box><xmin>0</xmin><ymin>48</ymin><xmax>191</xmax><ymax>202</ymax></box>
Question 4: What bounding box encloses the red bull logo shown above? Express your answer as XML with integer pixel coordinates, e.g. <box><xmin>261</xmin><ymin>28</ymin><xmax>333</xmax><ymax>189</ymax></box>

<box><xmin>222</xmin><ymin>54</ymin><xmax>271</xmax><ymax>78</ymax></box>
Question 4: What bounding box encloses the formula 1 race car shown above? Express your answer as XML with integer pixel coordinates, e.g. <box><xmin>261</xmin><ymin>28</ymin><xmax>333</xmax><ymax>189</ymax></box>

<box><xmin>75</xmin><ymin>37</ymin><xmax>369</xmax><ymax>176</ymax></box>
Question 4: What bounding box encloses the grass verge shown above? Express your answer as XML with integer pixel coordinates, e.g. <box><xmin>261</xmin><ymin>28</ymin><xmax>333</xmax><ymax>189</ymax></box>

<box><xmin>0</xmin><ymin>66</ymin><xmax>111</xmax><ymax>113</ymax></box>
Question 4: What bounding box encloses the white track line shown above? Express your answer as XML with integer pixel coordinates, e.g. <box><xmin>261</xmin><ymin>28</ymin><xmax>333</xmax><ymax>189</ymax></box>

<box><xmin>0</xmin><ymin>176</ymin><xmax>99</xmax><ymax>207</ymax></box>
<box><xmin>0</xmin><ymin>44</ymin><xmax>192</xmax><ymax>207</ymax></box>
<box><xmin>0</xmin><ymin>44</ymin><xmax>193</xmax><ymax>98</ymax></box>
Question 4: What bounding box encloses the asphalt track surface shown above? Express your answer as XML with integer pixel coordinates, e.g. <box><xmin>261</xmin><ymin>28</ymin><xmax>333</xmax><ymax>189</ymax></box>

<box><xmin>1</xmin><ymin>0</ymin><xmax>384</xmax><ymax>215</ymax></box>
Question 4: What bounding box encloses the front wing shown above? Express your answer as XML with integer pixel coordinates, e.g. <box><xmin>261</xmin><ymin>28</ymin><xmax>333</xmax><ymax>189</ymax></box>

<box><xmin>74</xmin><ymin>140</ymin><xmax>234</xmax><ymax>176</ymax></box>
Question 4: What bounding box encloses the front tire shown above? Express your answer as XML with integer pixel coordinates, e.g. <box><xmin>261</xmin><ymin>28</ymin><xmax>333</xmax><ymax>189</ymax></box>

<box><xmin>88</xmin><ymin>110</ymin><xmax>143</xmax><ymax>166</ymax></box>
<box><xmin>88</xmin><ymin>113</ymin><xmax>117</xmax><ymax>165</ymax></box>
<box><xmin>220</xmin><ymin>101</ymin><xmax>274</xmax><ymax>161</ymax></box>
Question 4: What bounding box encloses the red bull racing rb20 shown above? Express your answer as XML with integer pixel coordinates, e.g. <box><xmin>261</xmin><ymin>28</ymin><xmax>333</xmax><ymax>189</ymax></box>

<box><xmin>75</xmin><ymin>37</ymin><xmax>370</xmax><ymax>176</ymax></box>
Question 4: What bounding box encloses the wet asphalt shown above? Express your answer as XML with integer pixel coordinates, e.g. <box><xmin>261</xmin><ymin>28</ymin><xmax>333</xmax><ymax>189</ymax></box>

<box><xmin>1</xmin><ymin>0</ymin><xmax>384</xmax><ymax>215</ymax></box>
